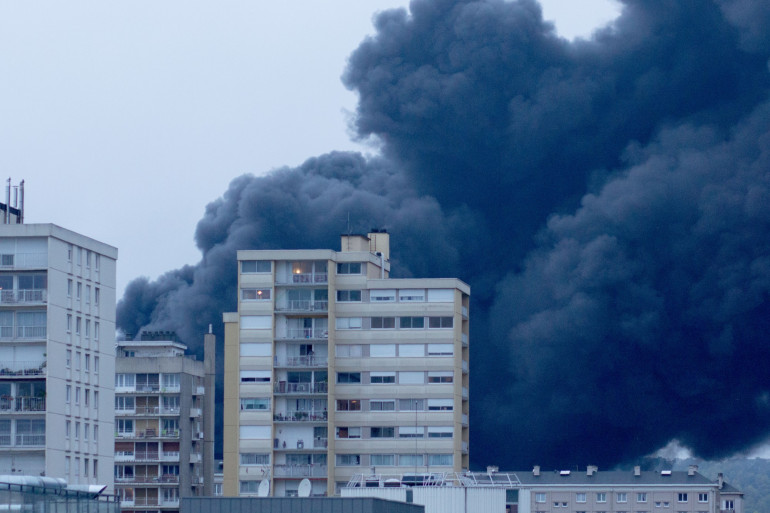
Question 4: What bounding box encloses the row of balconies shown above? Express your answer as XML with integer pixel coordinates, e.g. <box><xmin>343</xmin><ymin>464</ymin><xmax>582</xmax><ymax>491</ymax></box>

<box><xmin>120</xmin><ymin>497</ymin><xmax>180</xmax><ymax>507</ymax></box>
<box><xmin>273</xmin><ymin>356</ymin><xmax>328</xmax><ymax>368</ymax></box>
<box><xmin>274</xmin><ymin>382</ymin><xmax>328</xmax><ymax>394</ymax></box>
<box><xmin>275</xmin><ymin>300</ymin><xmax>328</xmax><ymax>313</ymax></box>
<box><xmin>115</xmin><ymin>406</ymin><xmax>181</xmax><ymax>416</ymax></box>
<box><xmin>114</xmin><ymin>474</ymin><xmax>180</xmax><ymax>484</ymax></box>
<box><xmin>273</xmin><ymin>464</ymin><xmax>327</xmax><ymax>478</ymax></box>
<box><xmin>273</xmin><ymin>411</ymin><xmax>328</xmax><ymax>423</ymax></box>
<box><xmin>0</xmin><ymin>327</ymin><xmax>47</xmax><ymax>341</ymax></box>
<box><xmin>115</xmin><ymin>451</ymin><xmax>181</xmax><ymax>463</ymax></box>
<box><xmin>115</xmin><ymin>429</ymin><xmax>180</xmax><ymax>439</ymax></box>
<box><xmin>0</xmin><ymin>396</ymin><xmax>45</xmax><ymax>413</ymax></box>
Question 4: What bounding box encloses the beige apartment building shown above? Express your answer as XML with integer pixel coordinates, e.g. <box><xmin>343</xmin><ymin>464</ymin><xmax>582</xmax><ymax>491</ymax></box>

<box><xmin>223</xmin><ymin>232</ymin><xmax>470</xmax><ymax>497</ymax></box>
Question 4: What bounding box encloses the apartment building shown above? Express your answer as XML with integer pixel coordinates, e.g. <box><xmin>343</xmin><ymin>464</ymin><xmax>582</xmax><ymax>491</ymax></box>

<box><xmin>342</xmin><ymin>466</ymin><xmax>744</xmax><ymax>513</ymax></box>
<box><xmin>0</xmin><ymin>221</ymin><xmax>117</xmax><ymax>487</ymax></box>
<box><xmin>223</xmin><ymin>231</ymin><xmax>470</xmax><ymax>497</ymax></box>
<box><xmin>114</xmin><ymin>331</ymin><xmax>215</xmax><ymax>513</ymax></box>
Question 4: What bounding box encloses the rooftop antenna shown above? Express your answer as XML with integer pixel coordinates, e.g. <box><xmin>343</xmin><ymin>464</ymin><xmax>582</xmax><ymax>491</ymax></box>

<box><xmin>347</xmin><ymin>211</ymin><xmax>351</xmax><ymax>235</ymax></box>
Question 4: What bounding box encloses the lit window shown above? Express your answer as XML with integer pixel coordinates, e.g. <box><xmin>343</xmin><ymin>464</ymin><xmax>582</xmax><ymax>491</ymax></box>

<box><xmin>241</xmin><ymin>288</ymin><xmax>271</xmax><ymax>301</ymax></box>
<box><xmin>336</xmin><ymin>400</ymin><xmax>361</xmax><ymax>411</ymax></box>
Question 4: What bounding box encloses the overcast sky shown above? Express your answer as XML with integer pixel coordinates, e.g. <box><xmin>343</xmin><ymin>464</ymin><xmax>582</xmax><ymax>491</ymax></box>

<box><xmin>0</xmin><ymin>0</ymin><xmax>620</xmax><ymax>296</ymax></box>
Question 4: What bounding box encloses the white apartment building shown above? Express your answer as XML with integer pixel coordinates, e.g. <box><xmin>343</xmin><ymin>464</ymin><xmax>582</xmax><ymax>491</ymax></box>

<box><xmin>114</xmin><ymin>332</ymin><xmax>215</xmax><ymax>513</ymax></box>
<box><xmin>0</xmin><ymin>222</ymin><xmax>117</xmax><ymax>488</ymax></box>
<box><xmin>223</xmin><ymin>231</ymin><xmax>470</xmax><ymax>497</ymax></box>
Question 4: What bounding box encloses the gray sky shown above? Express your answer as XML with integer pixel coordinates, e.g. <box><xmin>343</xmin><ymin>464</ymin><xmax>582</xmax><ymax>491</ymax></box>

<box><xmin>0</xmin><ymin>0</ymin><xmax>620</xmax><ymax>296</ymax></box>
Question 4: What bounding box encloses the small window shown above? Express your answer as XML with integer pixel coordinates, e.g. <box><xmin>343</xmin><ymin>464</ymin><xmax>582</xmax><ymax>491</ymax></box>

<box><xmin>336</xmin><ymin>426</ymin><xmax>361</xmax><ymax>438</ymax></box>
<box><xmin>399</xmin><ymin>344</ymin><xmax>424</xmax><ymax>357</ymax></box>
<box><xmin>399</xmin><ymin>399</ymin><xmax>424</xmax><ymax>411</ymax></box>
<box><xmin>241</xmin><ymin>260</ymin><xmax>271</xmax><ymax>273</ymax></box>
<box><xmin>371</xmin><ymin>316</ymin><xmax>395</xmax><ymax>329</ymax></box>
<box><xmin>337</xmin><ymin>262</ymin><xmax>362</xmax><ymax>274</ymax></box>
<box><xmin>428</xmin><ymin>399</ymin><xmax>453</xmax><ymax>411</ymax></box>
<box><xmin>336</xmin><ymin>317</ymin><xmax>362</xmax><ymax>330</ymax></box>
<box><xmin>618</xmin><ymin>493</ymin><xmax>628</xmax><ymax>503</ymax></box>
<box><xmin>597</xmin><ymin>493</ymin><xmax>607</xmax><ymax>503</ymax></box>
<box><xmin>427</xmin><ymin>343</ymin><xmax>454</xmax><ymax>356</ymax></box>
<box><xmin>336</xmin><ymin>454</ymin><xmax>361</xmax><ymax>466</ymax></box>
<box><xmin>336</xmin><ymin>344</ymin><xmax>363</xmax><ymax>357</ymax></box>
<box><xmin>371</xmin><ymin>427</ymin><xmax>395</xmax><ymax>438</ymax></box>
<box><xmin>398</xmin><ymin>454</ymin><xmax>423</xmax><ymax>466</ymax></box>
<box><xmin>399</xmin><ymin>289</ymin><xmax>425</xmax><ymax>302</ymax></box>
<box><xmin>371</xmin><ymin>454</ymin><xmax>395</xmax><ymax>466</ymax></box>
<box><xmin>370</xmin><ymin>289</ymin><xmax>395</xmax><ymax>302</ymax></box>
<box><xmin>678</xmin><ymin>494</ymin><xmax>688</xmax><ymax>503</ymax></box>
<box><xmin>370</xmin><ymin>400</ymin><xmax>396</xmax><ymax>411</ymax></box>
<box><xmin>399</xmin><ymin>316</ymin><xmax>425</xmax><ymax>329</ymax></box>
<box><xmin>428</xmin><ymin>316</ymin><xmax>454</xmax><ymax>328</ymax></box>
<box><xmin>427</xmin><ymin>426</ymin><xmax>453</xmax><ymax>438</ymax></box>
<box><xmin>240</xmin><ymin>398</ymin><xmax>270</xmax><ymax>410</ymax></box>
<box><xmin>336</xmin><ymin>290</ymin><xmax>361</xmax><ymax>302</ymax></box>
<box><xmin>638</xmin><ymin>493</ymin><xmax>648</xmax><ymax>503</ymax></box>
<box><xmin>370</xmin><ymin>372</ymin><xmax>396</xmax><ymax>384</ymax></box>
<box><xmin>337</xmin><ymin>372</ymin><xmax>361</xmax><ymax>384</ymax></box>
<box><xmin>428</xmin><ymin>454</ymin><xmax>453</xmax><ymax>466</ymax></box>
<box><xmin>240</xmin><ymin>453</ymin><xmax>270</xmax><ymax>465</ymax></box>
<box><xmin>240</xmin><ymin>371</ymin><xmax>271</xmax><ymax>383</ymax></box>
<box><xmin>536</xmin><ymin>493</ymin><xmax>547</xmax><ymax>503</ymax></box>
<box><xmin>370</xmin><ymin>344</ymin><xmax>396</xmax><ymax>357</ymax></box>
<box><xmin>428</xmin><ymin>371</ymin><xmax>453</xmax><ymax>384</ymax></box>
<box><xmin>336</xmin><ymin>399</ymin><xmax>361</xmax><ymax>411</ymax></box>
<box><xmin>698</xmin><ymin>494</ymin><xmax>708</xmax><ymax>503</ymax></box>
<box><xmin>399</xmin><ymin>426</ymin><xmax>424</xmax><ymax>438</ymax></box>
<box><xmin>241</xmin><ymin>288</ymin><xmax>271</xmax><ymax>301</ymax></box>
<box><xmin>577</xmin><ymin>493</ymin><xmax>587</xmax><ymax>503</ymax></box>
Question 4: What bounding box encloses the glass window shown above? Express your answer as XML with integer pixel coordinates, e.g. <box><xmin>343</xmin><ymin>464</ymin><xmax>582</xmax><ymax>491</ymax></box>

<box><xmin>398</xmin><ymin>454</ymin><xmax>423</xmax><ymax>466</ymax></box>
<box><xmin>399</xmin><ymin>426</ymin><xmax>424</xmax><ymax>438</ymax></box>
<box><xmin>370</xmin><ymin>427</ymin><xmax>395</xmax><ymax>438</ymax></box>
<box><xmin>370</xmin><ymin>372</ymin><xmax>395</xmax><ymax>384</ymax></box>
<box><xmin>536</xmin><ymin>493</ymin><xmax>547</xmax><ymax>503</ymax></box>
<box><xmin>370</xmin><ymin>289</ymin><xmax>395</xmax><ymax>302</ymax></box>
<box><xmin>336</xmin><ymin>454</ymin><xmax>361</xmax><ymax>466</ymax></box>
<box><xmin>427</xmin><ymin>343</ymin><xmax>454</xmax><ymax>356</ymax></box>
<box><xmin>337</xmin><ymin>262</ymin><xmax>362</xmax><ymax>274</ymax></box>
<box><xmin>336</xmin><ymin>399</ymin><xmax>361</xmax><ymax>411</ymax></box>
<box><xmin>399</xmin><ymin>316</ymin><xmax>425</xmax><ymax>328</ymax></box>
<box><xmin>427</xmin><ymin>426</ymin><xmax>453</xmax><ymax>438</ymax></box>
<box><xmin>371</xmin><ymin>454</ymin><xmax>395</xmax><ymax>466</ymax></box>
<box><xmin>638</xmin><ymin>493</ymin><xmax>648</xmax><ymax>503</ymax></box>
<box><xmin>398</xmin><ymin>399</ymin><xmax>425</xmax><ymax>411</ymax></box>
<box><xmin>241</xmin><ymin>288</ymin><xmax>271</xmax><ymax>301</ymax></box>
<box><xmin>240</xmin><ymin>398</ymin><xmax>270</xmax><ymax>410</ymax></box>
<box><xmin>371</xmin><ymin>317</ymin><xmax>395</xmax><ymax>329</ymax></box>
<box><xmin>336</xmin><ymin>426</ymin><xmax>361</xmax><ymax>438</ymax></box>
<box><xmin>428</xmin><ymin>316</ymin><xmax>454</xmax><ymax>328</ymax></box>
<box><xmin>336</xmin><ymin>290</ymin><xmax>361</xmax><ymax>302</ymax></box>
<box><xmin>428</xmin><ymin>371</ymin><xmax>453</xmax><ymax>384</ymax></box>
<box><xmin>241</xmin><ymin>260</ymin><xmax>271</xmax><ymax>273</ymax></box>
<box><xmin>678</xmin><ymin>494</ymin><xmax>688</xmax><ymax>503</ymax></box>
<box><xmin>398</xmin><ymin>289</ymin><xmax>425</xmax><ymax>302</ymax></box>
<box><xmin>577</xmin><ymin>493</ymin><xmax>587</xmax><ymax>503</ymax></box>
<box><xmin>618</xmin><ymin>493</ymin><xmax>628</xmax><ymax>503</ymax></box>
<box><xmin>337</xmin><ymin>372</ymin><xmax>361</xmax><ymax>384</ymax></box>
<box><xmin>240</xmin><ymin>453</ymin><xmax>270</xmax><ymax>465</ymax></box>
<box><xmin>336</xmin><ymin>317</ymin><xmax>362</xmax><ymax>329</ymax></box>
<box><xmin>428</xmin><ymin>454</ymin><xmax>452</xmax><ymax>466</ymax></box>
<box><xmin>370</xmin><ymin>400</ymin><xmax>396</xmax><ymax>411</ymax></box>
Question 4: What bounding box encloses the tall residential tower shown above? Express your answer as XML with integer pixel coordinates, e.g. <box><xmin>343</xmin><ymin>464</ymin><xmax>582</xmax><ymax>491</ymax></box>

<box><xmin>223</xmin><ymin>232</ymin><xmax>470</xmax><ymax>497</ymax></box>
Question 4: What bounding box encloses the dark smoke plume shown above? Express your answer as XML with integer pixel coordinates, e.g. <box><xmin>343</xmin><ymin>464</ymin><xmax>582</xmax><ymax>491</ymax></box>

<box><xmin>118</xmin><ymin>0</ymin><xmax>770</xmax><ymax>468</ymax></box>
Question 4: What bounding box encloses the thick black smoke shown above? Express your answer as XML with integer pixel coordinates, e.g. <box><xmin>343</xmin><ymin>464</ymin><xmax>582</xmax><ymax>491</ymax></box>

<box><xmin>118</xmin><ymin>0</ymin><xmax>770</xmax><ymax>468</ymax></box>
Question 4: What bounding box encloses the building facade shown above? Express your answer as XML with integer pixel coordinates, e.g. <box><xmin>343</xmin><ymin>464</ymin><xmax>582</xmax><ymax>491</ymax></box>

<box><xmin>0</xmin><ymin>223</ymin><xmax>117</xmax><ymax>488</ymax></box>
<box><xmin>113</xmin><ymin>332</ymin><xmax>215</xmax><ymax>513</ymax></box>
<box><xmin>342</xmin><ymin>466</ymin><xmax>744</xmax><ymax>513</ymax></box>
<box><xmin>223</xmin><ymin>232</ymin><xmax>470</xmax><ymax>497</ymax></box>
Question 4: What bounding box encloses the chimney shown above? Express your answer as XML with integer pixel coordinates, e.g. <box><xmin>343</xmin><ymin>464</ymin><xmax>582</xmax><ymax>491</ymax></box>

<box><xmin>634</xmin><ymin>466</ymin><xmax>641</xmax><ymax>476</ymax></box>
<box><xmin>688</xmin><ymin>465</ymin><xmax>698</xmax><ymax>476</ymax></box>
<box><xmin>533</xmin><ymin>466</ymin><xmax>540</xmax><ymax>476</ymax></box>
<box><xmin>587</xmin><ymin>465</ymin><xmax>598</xmax><ymax>476</ymax></box>
<box><xmin>718</xmin><ymin>473</ymin><xmax>724</xmax><ymax>489</ymax></box>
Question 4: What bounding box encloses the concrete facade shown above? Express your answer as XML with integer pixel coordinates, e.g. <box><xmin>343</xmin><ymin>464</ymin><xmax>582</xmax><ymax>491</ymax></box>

<box><xmin>223</xmin><ymin>233</ymin><xmax>470</xmax><ymax>497</ymax></box>
<box><xmin>114</xmin><ymin>333</ymin><xmax>215</xmax><ymax>513</ymax></box>
<box><xmin>0</xmin><ymin>223</ymin><xmax>117</xmax><ymax>489</ymax></box>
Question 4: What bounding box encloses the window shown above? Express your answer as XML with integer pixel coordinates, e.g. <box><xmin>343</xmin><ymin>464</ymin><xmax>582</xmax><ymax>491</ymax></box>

<box><xmin>115</xmin><ymin>396</ymin><xmax>135</xmax><ymax>410</ymax></box>
<box><xmin>399</xmin><ymin>316</ymin><xmax>425</xmax><ymax>329</ymax></box>
<box><xmin>94</xmin><ymin>356</ymin><xmax>99</xmax><ymax>374</ymax></box>
<box><xmin>241</xmin><ymin>343</ymin><xmax>271</xmax><ymax>357</ymax></box>
<box><xmin>336</xmin><ymin>290</ymin><xmax>361</xmax><ymax>302</ymax></box>
<box><xmin>241</xmin><ymin>288</ymin><xmax>271</xmax><ymax>301</ymax></box>
<box><xmin>67</xmin><ymin>279</ymin><xmax>73</xmax><ymax>297</ymax></box>
<box><xmin>678</xmin><ymin>494</ymin><xmax>688</xmax><ymax>503</ymax></box>
<box><xmin>336</xmin><ymin>399</ymin><xmax>361</xmax><ymax>411</ymax></box>
<box><xmin>399</xmin><ymin>289</ymin><xmax>425</xmax><ymax>302</ymax></box>
<box><xmin>336</xmin><ymin>317</ymin><xmax>362</xmax><ymax>329</ymax></box>
<box><xmin>398</xmin><ymin>454</ymin><xmax>423</xmax><ymax>466</ymax></box>
<box><xmin>240</xmin><ymin>398</ymin><xmax>270</xmax><ymax>410</ymax></box>
<box><xmin>75</xmin><ymin>317</ymin><xmax>81</xmax><ymax>335</ymax></box>
<box><xmin>86</xmin><ymin>250</ymin><xmax>91</xmax><ymax>268</ymax></box>
<box><xmin>241</xmin><ymin>260</ymin><xmax>271</xmax><ymax>273</ymax></box>
<box><xmin>399</xmin><ymin>344</ymin><xmax>424</xmax><ymax>357</ymax></box>
<box><xmin>371</xmin><ymin>427</ymin><xmax>395</xmax><ymax>438</ymax></box>
<box><xmin>400</xmin><ymin>426</ymin><xmax>424</xmax><ymax>438</ymax></box>
<box><xmin>371</xmin><ymin>454</ymin><xmax>395</xmax><ymax>466</ymax></box>
<box><xmin>638</xmin><ymin>493</ymin><xmax>648</xmax><ymax>503</ymax></box>
<box><xmin>94</xmin><ymin>288</ymin><xmax>100</xmax><ymax>305</ymax></box>
<box><xmin>85</xmin><ymin>354</ymin><xmax>90</xmax><ymax>372</ymax></box>
<box><xmin>240</xmin><ymin>481</ymin><xmax>260</xmax><ymax>494</ymax></box>
<box><xmin>94</xmin><ymin>391</ymin><xmax>98</xmax><ymax>409</ymax></box>
<box><xmin>240</xmin><ymin>371</ymin><xmax>271</xmax><ymax>383</ymax></box>
<box><xmin>85</xmin><ymin>285</ymin><xmax>91</xmax><ymax>304</ymax></box>
<box><xmin>93</xmin><ymin>425</ymin><xmax>98</xmax><ymax>441</ymax></box>
<box><xmin>75</xmin><ymin>387</ymin><xmax>80</xmax><ymax>404</ymax></box>
<box><xmin>162</xmin><ymin>373</ymin><xmax>180</xmax><ymax>389</ymax></box>
<box><xmin>67</xmin><ymin>246</ymin><xmax>72</xmax><ymax>262</ymax></box>
<box><xmin>240</xmin><ymin>453</ymin><xmax>270</xmax><ymax>465</ymax></box>
<box><xmin>370</xmin><ymin>400</ymin><xmax>396</xmax><ymax>411</ymax></box>
<box><xmin>337</xmin><ymin>372</ymin><xmax>361</xmax><ymax>383</ymax></box>
<box><xmin>428</xmin><ymin>343</ymin><xmax>454</xmax><ymax>356</ymax></box>
<box><xmin>336</xmin><ymin>454</ymin><xmax>361</xmax><ymax>466</ymax></box>
<box><xmin>536</xmin><ymin>493</ymin><xmax>547</xmax><ymax>503</ymax></box>
<box><xmin>577</xmin><ymin>493</ymin><xmax>587</xmax><ymax>503</ymax></box>
<box><xmin>66</xmin><ymin>350</ymin><xmax>72</xmax><ymax>368</ymax></box>
<box><xmin>398</xmin><ymin>399</ymin><xmax>424</xmax><ymax>411</ymax></box>
<box><xmin>597</xmin><ymin>493</ymin><xmax>607</xmax><ymax>503</ymax></box>
<box><xmin>94</xmin><ymin>254</ymin><xmax>100</xmax><ymax>270</ymax></box>
<box><xmin>66</xmin><ymin>385</ymin><xmax>71</xmax><ymax>403</ymax></box>
<box><xmin>370</xmin><ymin>372</ymin><xmax>396</xmax><ymax>384</ymax></box>
<box><xmin>428</xmin><ymin>371</ymin><xmax>453</xmax><ymax>383</ymax></box>
<box><xmin>399</xmin><ymin>372</ymin><xmax>424</xmax><ymax>384</ymax></box>
<box><xmin>371</xmin><ymin>316</ymin><xmax>395</xmax><ymax>329</ymax></box>
<box><xmin>94</xmin><ymin>322</ymin><xmax>99</xmax><ymax>340</ymax></box>
<box><xmin>428</xmin><ymin>316</ymin><xmax>454</xmax><ymax>328</ymax></box>
<box><xmin>85</xmin><ymin>320</ymin><xmax>90</xmax><ymax>338</ymax></box>
<box><xmin>66</xmin><ymin>314</ymin><xmax>72</xmax><ymax>332</ymax></box>
<box><xmin>336</xmin><ymin>427</ymin><xmax>361</xmax><ymax>439</ymax></box>
<box><xmin>84</xmin><ymin>424</ymin><xmax>89</xmax><ymax>441</ymax></box>
<box><xmin>370</xmin><ymin>344</ymin><xmax>396</xmax><ymax>357</ymax></box>
<box><xmin>370</xmin><ymin>289</ymin><xmax>395</xmax><ymax>302</ymax></box>
<box><xmin>428</xmin><ymin>426</ymin><xmax>453</xmax><ymax>438</ymax></box>
<box><xmin>428</xmin><ymin>454</ymin><xmax>453</xmax><ymax>466</ymax></box>
<box><xmin>618</xmin><ymin>493</ymin><xmax>628</xmax><ymax>503</ymax></box>
<box><xmin>84</xmin><ymin>389</ymin><xmax>90</xmax><ymax>407</ymax></box>
<box><xmin>723</xmin><ymin>500</ymin><xmax>734</xmax><ymax>510</ymax></box>
<box><xmin>336</xmin><ymin>262</ymin><xmax>362</xmax><ymax>274</ymax></box>
<box><xmin>336</xmin><ymin>344</ymin><xmax>363</xmax><ymax>357</ymax></box>
<box><xmin>75</xmin><ymin>351</ymin><xmax>81</xmax><ymax>370</ymax></box>
<box><xmin>66</xmin><ymin>421</ymin><xmax>71</xmax><ymax>438</ymax></box>
<box><xmin>74</xmin><ymin>422</ymin><xmax>80</xmax><ymax>439</ymax></box>
<box><xmin>698</xmin><ymin>494</ymin><xmax>708</xmax><ymax>503</ymax></box>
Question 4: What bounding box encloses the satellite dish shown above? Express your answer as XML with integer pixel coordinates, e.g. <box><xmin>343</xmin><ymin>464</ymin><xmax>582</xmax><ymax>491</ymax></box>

<box><xmin>257</xmin><ymin>479</ymin><xmax>270</xmax><ymax>497</ymax></box>
<box><xmin>298</xmin><ymin>478</ymin><xmax>312</xmax><ymax>497</ymax></box>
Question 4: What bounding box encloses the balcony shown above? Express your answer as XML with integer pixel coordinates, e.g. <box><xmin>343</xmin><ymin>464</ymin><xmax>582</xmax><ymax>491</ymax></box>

<box><xmin>462</xmin><ymin>333</ymin><xmax>469</xmax><ymax>346</ymax></box>
<box><xmin>0</xmin><ymin>361</ymin><xmax>46</xmax><ymax>378</ymax></box>
<box><xmin>462</xmin><ymin>387</ymin><xmax>469</xmax><ymax>399</ymax></box>
<box><xmin>0</xmin><ymin>396</ymin><xmax>45</xmax><ymax>413</ymax></box>
<box><xmin>276</xmin><ymin>300</ymin><xmax>328</xmax><ymax>313</ymax></box>
<box><xmin>273</xmin><ymin>382</ymin><xmax>328</xmax><ymax>395</ymax></box>
<box><xmin>278</xmin><ymin>273</ymin><xmax>328</xmax><ymax>285</ymax></box>
<box><xmin>273</xmin><ymin>411</ymin><xmax>328</xmax><ymax>423</ymax></box>
<box><xmin>161</xmin><ymin>451</ymin><xmax>180</xmax><ymax>461</ymax></box>
<box><xmin>134</xmin><ymin>497</ymin><xmax>159</xmax><ymax>506</ymax></box>
<box><xmin>283</xmin><ymin>328</ymin><xmax>328</xmax><ymax>340</ymax></box>
<box><xmin>160</xmin><ymin>498</ymin><xmax>180</xmax><ymax>507</ymax></box>
<box><xmin>273</xmin><ymin>464</ymin><xmax>328</xmax><ymax>478</ymax></box>
<box><xmin>462</xmin><ymin>360</ymin><xmax>469</xmax><ymax>373</ymax></box>
<box><xmin>14</xmin><ymin>434</ymin><xmax>45</xmax><ymax>447</ymax></box>
<box><xmin>274</xmin><ymin>356</ymin><xmax>328</xmax><ymax>368</ymax></box>
<box><xmin>133</xmin><ymin>451</ymin><xmax>160</xmax><ymax>462</ymax></box>
<box><xmin>135</xmin><ymin>385</ymin><xmax>160</xmax><ymax>393</ymax></box>
<box><xmin>0</xmin><ymin>289</ymin><xmax>47</xmax><ymax>305</ymax></box>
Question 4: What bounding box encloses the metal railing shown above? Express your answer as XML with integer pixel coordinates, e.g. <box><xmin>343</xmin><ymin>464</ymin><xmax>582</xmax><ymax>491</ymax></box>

<box><xmin>273</xmin><ymin>382</ymin><xmax>328</xmax><ymax>394</ymax></box>
<box><xmin>276</xmin><ymin>300</ymin><xmax>328</xmax><ymax>312</ymax></box>
<box><xmin>273</xmin><ymin>464</ymin><xmax>327</xmax><ymax>478</ymax></box>
<box><xmin>285</xmin><ymin>328</ymin><xmax>328</xmax><ymax>339</ymax></box>
<box><xmin>274</xmin><ymin>356</ymin><xmax>328</xmax><ymax>368</ymax></box>
<box><xmin>279</xmin><ymin>273</ymin><xmax>328</xmax><ymax>285</ymax></box>
<box><xmin>0</xmin><ymin>326</ymin><xmax>47</xmax><ymax>339</ymax></box>
<box><xmin>0</xmin><ymin>361</ymin><xmax>46</xmax><ymax>378</ymax></box>
<box><xmin>14</xmin><ymin>434</ymin><xmax>45</xmax><ymax>446</ymax></box>
<box><xmin>0</xmin><ymin>289</ymin><xmax>46</xmax><ymax>304</ymax></box>
<box><xmin>274</xmin><ymin>411</ymin><xmax>328</xmax><ymax>422</ymax></box>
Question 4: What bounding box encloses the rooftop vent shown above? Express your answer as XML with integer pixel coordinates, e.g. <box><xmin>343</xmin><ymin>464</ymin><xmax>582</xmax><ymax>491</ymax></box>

<box><xmin>560</xmin><ymin>470</ymin><xmax>571</xmax><ymax>476</ymax></box>
<box><xmin>634</xmin><ymin>466</ymin><xmax>641</xmax><ymax>477</ymax></box>
<box><xmin>533</xmin><ymin>466</ymin><xmax>540</xmax><ymax>477</ymax></box>
<box><xmin>587</xmin><ymin>466</ymin><xmax>598</xmax><ymax>476</ymax></box>
<box><xmin>688</xmin><ymin>465</ymin><xmax>698</xmax><ymax>476</ymax></box>
<box><xmin>661</xmin><ymin>470</ymin><xmax>672</xmax><ymax>476</ymax></box>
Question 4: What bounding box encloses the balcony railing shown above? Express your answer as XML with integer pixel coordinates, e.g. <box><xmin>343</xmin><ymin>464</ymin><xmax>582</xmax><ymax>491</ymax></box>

<box><xmin>0</xmin><ymin>253</ymin><xmax>47</xmax><ymax>269</ymax></box>
<box><xmin>0</xmin><ymin>326</ymin><xmax>47</xmax><ymax>340</ymax></box>
<box><xmin>284</xmin><ymin>328</ymin><xmax>328</xmax><ymax>340</ymax></box>
<box><xmin>273</xmin><ymin>464</ymin><xmax>327</xmax><ymax>478</ymax></box>
<box><xmin>0</xmin><ymin>361</ymin><xmax>46</xmax><ymax>378</ymax></box>
<box><xmin>135</xmin><ymin>385</ymin><xmax>160</xmax><ymax>393</ymax></box>
<box><xmin>276</xmin><ymin>300</ymin><xmax>328</xmax><ymax>312</ymax></box>
<box><xmin>314</xmin><ymin>437</ymin><xmax>328</xmax><ymax>449</ymax></box>
<box><xmin>14</xmin><ymin>434</ymin><xmax>45</xmax><ymax>446</ymax></box>
<box><xmin>123</xmin><ymin>406</ymin><xmax>179</xmax><ymax>415</ymax></box>
<box><xmin>0</xmin><ymin>396</ymin><xmax>46</xmax><ymax>412</ymax></box>
<box><xmin>274</xmin><ymin>411</ymin><xmax>328</xmax><ymax>422</ymax></box>
<box><xmin>279</xmin><ymin>273</ymin><xmax>328</xmax><ymax>285</ymax></box>
<box><xmin>274</xmin><ymin>382</ymin><xmax>328</xmax><ymax>394</ymax></box>
<box><xmin>0</xmin><ymin>435</ymin><xmax>10</xmax><ymax>446</ymax></box>
<box><xmin>133</xmin><ymin>451</ymin><xmax>160</xmax><ymax>462</ymax></box>
<box><xmin>162</xmin><ymin>451</ymin><xmax>180</xmax><ymax>461</ymax></box>
<box><xmin>274</xmin><ymin>356</ymin><xmax>328</xmax><ymax>368</ymax></box>
<box><xmin>134</xmin><ymin>497</ymin><xmax>159</xmax><ymax>506</ymax></box>
<box><xmin>0</xmin><ymin>289</ymin><xmax>47</xmax><ymax>305</ymax></box>
<box><xmin>116</xmin><ymin>474</ymin><xmax>179</xmax><ymax>485</ymax></box>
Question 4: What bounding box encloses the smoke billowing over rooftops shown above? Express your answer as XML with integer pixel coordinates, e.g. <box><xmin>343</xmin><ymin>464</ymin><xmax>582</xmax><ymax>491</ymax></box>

<box><xmin>118</xmin><ymin>0</ymin><xmax>770</xmax><ymax>468</ymax></box>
